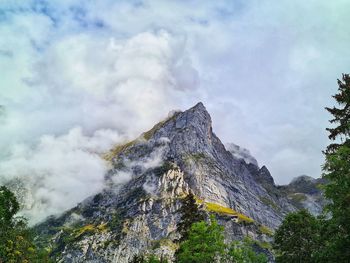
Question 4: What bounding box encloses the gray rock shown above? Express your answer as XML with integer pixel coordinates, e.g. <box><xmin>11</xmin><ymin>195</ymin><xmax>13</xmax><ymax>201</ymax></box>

<box><xmin>36</xmin><ymin>102</ymin><xmax>325</xmax><ymax>263</ymax></box>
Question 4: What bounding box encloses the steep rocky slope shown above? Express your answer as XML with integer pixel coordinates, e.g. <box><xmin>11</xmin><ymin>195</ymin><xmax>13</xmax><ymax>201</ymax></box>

<box><xmin>277</xmin><ymin>175</ymin><xmax>327</xmax><ymax>215</ymax></box>
<box><xmin>35</xmin><ymin>102</ymin><xmax>324</xmax><ymax>262</ymax></box>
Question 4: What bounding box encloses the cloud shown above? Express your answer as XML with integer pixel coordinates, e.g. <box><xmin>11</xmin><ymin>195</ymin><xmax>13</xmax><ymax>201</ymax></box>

<box><xmin>226</xmin><ymin>143</ymin><xmax>258</xmax><ymax>167</ymax></box>
<box><xmin>111</xmin><ymin>142</ymin><xmax>167</xmax><ymax>195</ymax></box>
<box><xmin>0</xmin><ymin>0</ymin><xmax>350</xmax><ymax>224</ymax></box>
<box><xmin>0</xmin><ymin>29</ymin><xmax>200</xmax><ymax>149</ymax></box>
<box><xmin>0</xmin><ymin>19</ymin><xmax>200</xmax><ymax>223</ymax></box>
<box><xmin>0</xmin><ymin>127</ymin><xmax>122</xmax><ymax>224</ymax></box>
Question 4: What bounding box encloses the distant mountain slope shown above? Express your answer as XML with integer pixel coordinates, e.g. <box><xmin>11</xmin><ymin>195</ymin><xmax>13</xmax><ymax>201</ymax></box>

<box><xmin>277</xmin><ymin>175</ymin><xmax>327</xmax><ymax>215</ymax></box>
<box><xmin>35</xmin><ymin>102</ymin><xmax>325</xmax><ymax>262</ymax></box>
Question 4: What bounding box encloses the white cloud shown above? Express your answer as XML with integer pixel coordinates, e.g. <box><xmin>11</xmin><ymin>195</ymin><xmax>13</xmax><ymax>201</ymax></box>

<box><xmin>0</xmin><ymin>0</ymin><xmax>349</xmax><ymax>223</ymax></box>
<box><xmin>0</xmin><ymin>127</ymin><xmax>123</xmax><ymax>224</ymax></box>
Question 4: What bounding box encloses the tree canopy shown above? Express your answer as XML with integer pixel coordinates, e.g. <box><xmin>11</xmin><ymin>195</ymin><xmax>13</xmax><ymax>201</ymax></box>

<box><xmin>322</xmin><ymin>73</ymin><xmax>350</xmax><ymax>261</ymax></box>
<box><xmin>176</xmin><ymin>215</ymin><xmax>225</xmax><ymax>263</ymax></box>
<box><xmin>0</xmin><ymin>186</ymin><xmax>51</xmax><ymax>263</ymax></box>
<box><xmin>176</xmin><ymin>191</ymin><xmax>204</xmax><ymax>242</ymax></box>
<box><xmin>273</xmin><ymin>210</ymin><xmax>319</xmax><ymax>263</ymax></box>
<box><xmin>274</xmin><ymin>74</ymin><xmax>350</xmax><ymax>262</ymax></box>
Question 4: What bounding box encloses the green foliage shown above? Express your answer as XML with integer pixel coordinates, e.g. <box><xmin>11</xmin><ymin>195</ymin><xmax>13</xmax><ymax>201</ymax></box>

<box><xmin>108</xmin><ymin>211</ymin><xmax>123</xmax><ymax>231</ymax></box>
<box><xmin>177</xmin><ymin>191</ymin><xmax>204</xmax><ymax>241</ymax></box>
<box><xmin>258</xmin><ymin>225</ymin><xmax>273</xmax><ymax>236</ymax></box>
<box><xmin>325</xmin><ymin>74</ymin><xmax>350</xmax><ymax>152</ymax></box>
<box><xmin>0</xmin><ymin>186</ymin><xmax>19</xmax><ymax>227</ymax></box>
<box><xmin>273</xmin><ymin>209</ymin><xmax>320</xmax><ymax>263</ymax></box>
<box><xmin>227</xmin><ymin>237</ymin><xmax>268</xmax><ymax>263</ymax></box>
<box><xmin>176</xmin><ymin>215</ymin><xmax>225</xmax><ymax>263</ymax></box>
<box><xmin>321</xmin><ymin>73</ymin><xmax>350</xmax><ymax>262</ymax></box>
<box><xmin>272</xmin><ymin>74</ymin><xmax>350</xmax><ymax>262</ymax></box>
<box><xmin>0</xmin><ymin>186</ymin><xmax>52</xmax><ymax>262</ymax></box>
<box><xmin>176</xmin><ymin>215</ymin><xmax>268</xmax><ymax>263</ymax></box>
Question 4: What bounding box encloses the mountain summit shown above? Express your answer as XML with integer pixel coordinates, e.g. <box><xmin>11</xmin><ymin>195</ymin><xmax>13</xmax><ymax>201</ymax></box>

<box><xmin>36</xmin><ymin>102</ymin><xmax>324</xmax><ymax>262</ymax></box>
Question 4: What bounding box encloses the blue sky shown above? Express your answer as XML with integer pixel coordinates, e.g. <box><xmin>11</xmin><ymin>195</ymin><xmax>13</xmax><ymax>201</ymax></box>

<box><xmin>1</xmin><ymin>0</ymin><xmax>350</xmax><ymax>222</ymax></box>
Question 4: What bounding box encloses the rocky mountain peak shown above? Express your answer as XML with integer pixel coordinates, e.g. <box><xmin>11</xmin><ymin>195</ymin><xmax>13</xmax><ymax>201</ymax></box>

<box><xmin>144</xmin><ymin>102</ymin><xmax>217</xmax><ymax>161</ymax></box>
<box><xmin>172</xmin><ymin>101</ymin><xmax>212</xmax><ymax>132</ymax></box>
<box><xmin>258</xmin><ymin>166</ymin><xmax>275</xmax><ymax>186</ymax></box>
<box><xmin>290</xmin><ymin>175</ymin><xmax>315</xmax><ymax>185</ymax></box>
<box><xmin>36</xmin><ymin>102</ymin><xmax>325</xmax><ymax>263</ymax></box>
<box><xmin>190</xmin><ymin>101</ymin><xmax>206</xmax><ymax>111</ymax></box>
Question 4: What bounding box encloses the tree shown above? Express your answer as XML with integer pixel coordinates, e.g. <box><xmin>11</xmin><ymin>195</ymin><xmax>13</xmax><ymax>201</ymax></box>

<box><xmin>273</xmin><ymin>209</ymin><xmax>319</xmax><ymax>263</ymax></box>
<box><xmin>0</xmin><ymin>186</ymin><xmax>51</xmax><ymax>263</ymax></box>
<box><xmin>0</xmin><ymin>186</ymin><xmax>19</xmax><ymax>228</ymax></box>
<box><xmin>176</xmin><ymin>215</ymin><xmax>225</xmax><ymax>263</ymax></box>
<box><xmin>325</xmin><ymin>74</ymin><xmax>350</xmax><ymax>153</ymax></box>
<box><xmin>227</xmin><ymin>237</ymin><xmax>267</xmax><ymax>263</ymax></box>
<box><xmin>322</xmin><ymin>73</ymin><xmax>350</xmax><ymax>261</ymax></box>
<box><xmin>176</xmin><ymin>191</ymin><xmax>204</xmax><ymax>241</ymax></box>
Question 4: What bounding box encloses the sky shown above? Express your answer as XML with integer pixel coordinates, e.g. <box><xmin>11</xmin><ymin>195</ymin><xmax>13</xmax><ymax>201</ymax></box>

<box><xmin>0</xmin><ymin>0</ymin><xmax>349</xmax><ymax>223</ymax></box>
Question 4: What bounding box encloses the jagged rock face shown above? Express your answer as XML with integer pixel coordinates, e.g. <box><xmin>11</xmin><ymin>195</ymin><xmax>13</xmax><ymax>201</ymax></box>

<box><xmin>36</xmin><ymin>102</ymin><xmax>324</xmax><ymax>262</ymax></box>
<box><xmin>277</xmin><ymin>175</ymin><xmax>327</xmax><ymax>215</ymax></box>
<box><xmin>146</xmin><ymin>103</ymin><xmax>295</xmax><ymax>227</ymax></box>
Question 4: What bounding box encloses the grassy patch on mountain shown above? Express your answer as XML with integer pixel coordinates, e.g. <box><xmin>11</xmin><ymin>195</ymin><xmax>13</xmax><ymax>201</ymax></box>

<box><xmin>103</xmin><ymin>139</ymin><xmax>138</xmax><ymax>161</ymax></box>
<box><xmin>288</xmin><ymin>193</ymin><xmax>307</xmax><ymax>203</ymax></box>
<box><xmin>190</xmin><ymin>153</ymin><xmax>207</xmax><ymax>161</ymax></box>
<box><xmin>103</xmin><ymin>112</ymin><xmax>181</xmax><ymax>162</ymax></box>
<box><xmin>67</xmin><ymin>222</ymin><xmax>108</xmax><ymax>241</ymax></box>
<box><xmin>259</xmin><ymin>196</ymin><xmax>279</xmax><ymax>211</ymax></box>
<box><xmin>50</xmin><ymin>221</ymin><xmax>110</xmax><ymax>256</ymax></box>
<box><xmin>196</xmin><ymin>199</ymin><xmax>254</xmax><ymax>223</ymax></box>
<box><xmin>258</xmin><ymin>225</ymin><xmax>274</xmax><ymax>236</ymax></box>
<box><xmin>142</xmin><ymin>111</ymin><xmax>181</xmax><ymax>140</ymax></box>
<box><xmin>256</xmin><ymin>240</ymin><xmax>272</xmax><ymax>250</ymax></box>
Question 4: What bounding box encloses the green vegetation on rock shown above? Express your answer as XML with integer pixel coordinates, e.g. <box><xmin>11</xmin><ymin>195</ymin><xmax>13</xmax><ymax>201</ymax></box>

<box><xmin>258</xmin><ymin>225</ymin><xmax>274</xmax><ymax>236</ymax></box>
<box><xmin>176</xmin><ymin>215</ymin><xmax>225</xmax><ymax>263</ymax></box>
<box><xmin>227</xmin><ymin>237</ymin><xmax>268</xmax><ymax>263</ymax></box>
<box><xmin>177</xmin><ymin>192</ymin><xmax>204</xmax><ymax>241</ymax></box>
<box><xmin>259</xmin><ymin>196</ymin><xmax>279</xmax><ymax>211</ymax></box>
<box><xmin>196</xmin><ymin>199</ymin><xmax>254</xmax><ymax>223</ymax></box>
<box><xmin>176</xmin><ymin>215</ymin><xmax>268</xmax><ymax>263</ymax></box>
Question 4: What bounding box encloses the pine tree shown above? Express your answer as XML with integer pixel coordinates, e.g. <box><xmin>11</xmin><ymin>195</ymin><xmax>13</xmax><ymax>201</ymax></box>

<box><xmin>325</xmin><ymin>74</ymin><xmax>350</xmax><ymax>153</ymax></box>
<box><xmin>322</xmin><ymin>73</ymin><xmax>350</xmax><ymax>261</ymax></box>
<box><xmin>176</xmin><ymin>191</ymin><xmax>204</xmax><ymax>241</ymax></box>
<box><xmin>176</xmin><ymin>215</ymin><xmax>225</xmax><ymax>263</ymax></box>
<box><xmin>273</xmin><ymin>210</ymin><xmax>319</xmax><ymax>263</ymax></box>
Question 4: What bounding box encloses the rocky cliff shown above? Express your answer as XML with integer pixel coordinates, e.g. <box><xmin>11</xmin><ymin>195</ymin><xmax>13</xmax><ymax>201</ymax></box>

<box><xmin>277</xmin><ymin>175</ymin><xmax>327</xmax><ymax>215</ymax></box>
<box><xmin>35</xmin><ymin>102</ymin><xmax>325</xmax><ymax>262</ymax></box>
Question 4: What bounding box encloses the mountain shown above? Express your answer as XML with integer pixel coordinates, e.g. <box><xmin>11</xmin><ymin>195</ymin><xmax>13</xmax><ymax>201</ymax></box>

<box><xmin>35</xmin><ymin>102</ymin><xmax>325</xmax><ymax>262</ymax></box>
<box><xmin>277</xmin><ymin>175</ymin><xmax>327</xmax><ymax>215</ymax></box>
